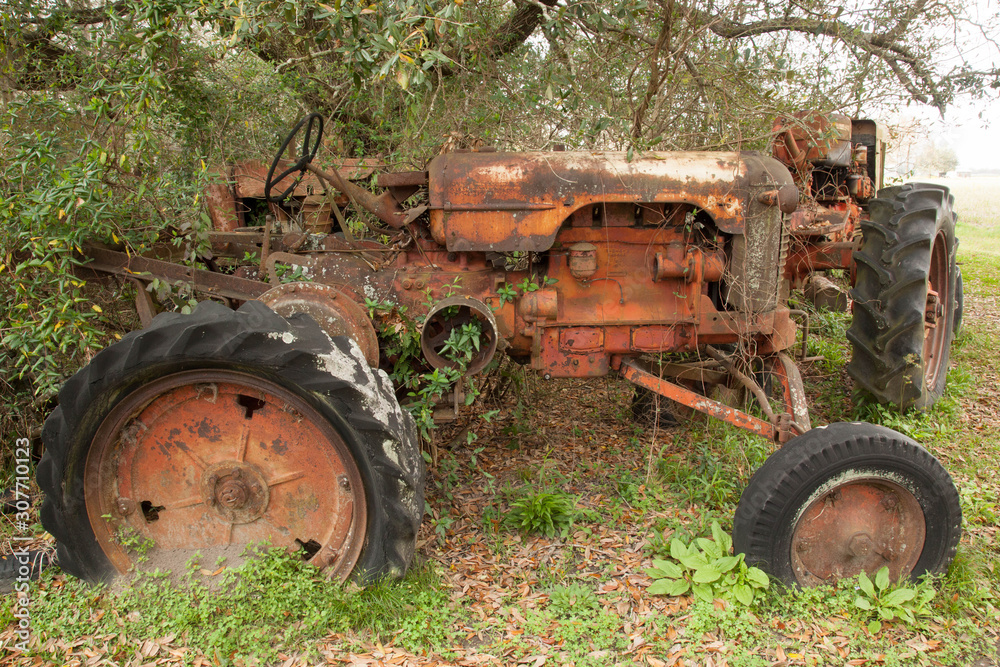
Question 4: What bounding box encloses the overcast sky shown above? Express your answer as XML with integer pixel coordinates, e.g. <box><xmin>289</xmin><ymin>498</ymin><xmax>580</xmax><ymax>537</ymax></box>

<box><xmin>944</xmin><ymin>102</ymin><xmax>1000</xmax><ymax>170</ymax></box>
<box><xmin>928</xmin><ymin>0</ymin><xmax>999</xmax><ymax>171</ymax></box>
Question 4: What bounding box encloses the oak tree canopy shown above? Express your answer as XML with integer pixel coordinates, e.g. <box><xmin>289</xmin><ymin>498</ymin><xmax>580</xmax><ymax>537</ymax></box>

<box><xmin>0</xmin><ymin>0</ymin><xmax>997</xmax><ymax>404</ymax></box>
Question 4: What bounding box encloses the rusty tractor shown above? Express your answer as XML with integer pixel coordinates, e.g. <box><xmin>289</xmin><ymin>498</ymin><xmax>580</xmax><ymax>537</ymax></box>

<box><xmin>774</xmin><ymin>112</ymin><xmax>961</xmax><ymax>410</ymax></box>
<box><xmin>38</xmin><ymin>112</ymin><xmax>962</xmax><ymax>589</ymax></box>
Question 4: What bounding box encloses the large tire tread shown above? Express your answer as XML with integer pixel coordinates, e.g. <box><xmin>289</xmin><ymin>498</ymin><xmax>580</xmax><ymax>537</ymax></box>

<box><xmin>847</xmin><ymin>183</ymin><xmax>957</xmax><ymax>411</ymax></box>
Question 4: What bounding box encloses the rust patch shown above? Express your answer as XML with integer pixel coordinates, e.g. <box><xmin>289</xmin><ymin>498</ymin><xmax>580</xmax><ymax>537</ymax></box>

<box><xmin>427</xmin><ymin>151</ymin><xmax>795</xmax><ymax>251</ymax></box>
<box><xmin>791</xmin><ymin>477</ymin><xmax>925</xmax><ymax>586</ymax></box>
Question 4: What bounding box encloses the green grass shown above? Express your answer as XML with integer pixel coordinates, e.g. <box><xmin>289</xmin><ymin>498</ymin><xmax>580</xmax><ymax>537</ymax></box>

<box><xmin>3</xmin><ymin>548</ymin><xmax>463</xmax><ymax>665</ymax></box>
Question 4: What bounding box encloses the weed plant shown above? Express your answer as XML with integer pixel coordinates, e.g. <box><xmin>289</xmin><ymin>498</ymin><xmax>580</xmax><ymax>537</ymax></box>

<box><xmin>504</xmin><ymin>489</ymin><xmax>580</xmax><ymax>537</ymax></box>
<box><xmin>655</xmin><ymin>424</ymin><xmax>771</xmax><ymax>510</ymax></box>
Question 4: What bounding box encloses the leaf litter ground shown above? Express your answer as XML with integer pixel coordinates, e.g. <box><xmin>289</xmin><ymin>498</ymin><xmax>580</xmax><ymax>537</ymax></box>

<box><xmin>3</xmin><ymin>284</ymin><xmax>1000</xmax><ymax>666</ymax></box>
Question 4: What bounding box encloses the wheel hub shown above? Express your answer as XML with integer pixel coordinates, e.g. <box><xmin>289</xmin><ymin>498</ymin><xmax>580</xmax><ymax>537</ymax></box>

<box><xmin>203</xmin><ymin>462</ymin><xmax>270</xmax><ymax>523</ymax></box>
<box><xmin>790</xmin><ymin>478</ymin><xmax>925</xmax><ymax>586</ymax></box>
<box><xmin>84</xmin><ymin>370</ymin><xmax>367</xmax><ymax>581</ymax></box>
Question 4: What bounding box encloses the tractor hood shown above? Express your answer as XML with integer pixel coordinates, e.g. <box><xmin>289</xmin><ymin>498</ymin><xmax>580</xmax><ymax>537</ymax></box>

<box><xmin>427</xmin><ymin>150</ymin><xmax>797</xmax><ymax>252</ymax></box>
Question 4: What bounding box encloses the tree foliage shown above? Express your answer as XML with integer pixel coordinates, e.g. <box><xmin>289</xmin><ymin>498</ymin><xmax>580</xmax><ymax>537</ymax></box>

<box><xmin>916</xmin><ymin>141</ymin><xmax>960</xmax><ymax>175</ymax></box>
<box><xmin>0</xmin><ymin>0</ymin><xmax>998</xmax><ymax>445</ymax></box>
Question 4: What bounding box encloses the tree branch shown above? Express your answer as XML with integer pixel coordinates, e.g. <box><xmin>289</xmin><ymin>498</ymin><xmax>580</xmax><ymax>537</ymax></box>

<box><xmin>676</xmin><ymin>2</ymin><xmax>950</xmax><ymax>111</ymax></box>
<box><xmin>484</xmin><ymin>0</ymin><xmax>560</xmax><ymax>60</ymax></box>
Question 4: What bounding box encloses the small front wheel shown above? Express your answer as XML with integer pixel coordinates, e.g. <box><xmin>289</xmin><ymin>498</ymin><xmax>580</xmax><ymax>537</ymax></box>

<box><xmin>733</xmin><ymin>422</ymin><xmax>961</xmax><ymax>587</ymax></box>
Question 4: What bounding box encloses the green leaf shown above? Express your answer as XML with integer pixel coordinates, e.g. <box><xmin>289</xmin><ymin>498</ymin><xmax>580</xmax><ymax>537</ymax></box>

<box><xmin>854</xmin><ymin>596</ymin><xmax>873</xmax><ymax>610</ymax></box>
<box><xmin>874</xmin><ymin>566</ymin><xmax>890</xmax><ymax>592</ymax></box>
<box><xmin>696</xmin><ymin>537</ymin><xmax>721</xmax><ymax>559</ymax></box>
<box><xmin>669</xmin><ymin>538</ymin><xmax>690</xmax><ymax>561</ymax></box>
<box><xmin>665</xmin><ymin>578</ymin><xmax>691</xmax><ymax>597</ymax></box>
<box><xmin>746</xmin><ymin>567</ymin><xmax>769</xmax><ymax>589</ymax></box>
<box><xmin>650</xmin><ymin>560</ymin><xmax>683</xmax><ymax>579</ymax></box>
<box><xmin>716</xmin><ymin>556</ymin><xmax>739</xmax><ymax>573</ymax></box>
<box><xmin>883</xmin><ymin>588</ymin><xmax>916</xmax><ymax>607</ymax></box>
<box><xmin>647</xmin><ymin>579</ymin><xmax>673</xmax><ymax>595</ymax></box>
<box><xmin>692</xmin><ymin>583</ymin><xmax>714</xmax><ymax>602</ymax></box>
<box><xmin>732</xmin><ymin>583</ymin><xmax>753</xmax><ymax>606</ymax></box>
<box><xmin>692</xmin><ymin>565</ymin><xmax>722</xmax><ymax>583</ymax></box>
<box><xmin>867</xmin><ymin>620</ymin><xmax>882</xmax><ymax>634</ymax></box>
<box><xmin>676</xmin><ymin>552</ymin><xmax>708</xmax><ymax>570</ymax></box>
<box><xmin>858</xmin><ymin>571</ymin><xmax>875</xmax><ymax>598</ymax></box>
<box><xmin>711</xmin><ymin>522</ymin><xmax>733</xmax><ymax>554</ymax></box>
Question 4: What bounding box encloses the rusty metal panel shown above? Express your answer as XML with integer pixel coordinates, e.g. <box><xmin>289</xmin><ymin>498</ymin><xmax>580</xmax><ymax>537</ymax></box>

<box><xmin>785</xmin><ymin>241</ymin><xmax>855</xmax><ymax>279</ymax></box>
<box><xmin>631</xmin><ymin>326</ymin><xmax>688</xmax><ymax>352</ymax></box>
<box><xmin>537</xmin><ymin>328</ymin><xmax>610</xmax><ymax>377</ymax></box>
<box><xmin>205</xmin><ymin>182</ymin><xmax>240</xmax><ymax>232</ymax></box>
<box><xmin>773</xmin><ymin>112</ymin><xmax>853</xmax><ymax>167</ymax></box>
<box><xmin>558</xmin><ymin>327</ymin><xmax>604</xmax><ymax>352</ymax></box>
<box><xmin>545</xmin><ymin>226</ymin><xmax>702</xmax><ymax>326</ymax></box>
<box><xmin>427</xmin><ymin>152</ymin><xmax>796</xmax><ymax>252</ymax></box>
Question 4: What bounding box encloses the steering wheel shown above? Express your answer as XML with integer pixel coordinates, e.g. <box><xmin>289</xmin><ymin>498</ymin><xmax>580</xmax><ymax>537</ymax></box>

<box><xmin>264</xmin><ymin>113</ymin><xmax>325</xmax><ymax>203</ymax></box>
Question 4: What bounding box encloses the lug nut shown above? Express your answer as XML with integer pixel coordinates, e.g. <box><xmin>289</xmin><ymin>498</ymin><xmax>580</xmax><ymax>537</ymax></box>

<box><xmin>848</xmin><ymin>533</ymin><xmax>875</xmax><ymax>558</ymax></box>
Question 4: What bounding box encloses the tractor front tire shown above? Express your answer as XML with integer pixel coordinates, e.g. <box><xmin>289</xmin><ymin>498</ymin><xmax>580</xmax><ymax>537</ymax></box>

<box><xmin>733</xmin><ymin>422</ymin><xmax>961</xmax><ymax>587</ymax></box>
<box><xmin>37</xmin><ymin>300</ymin><xmax>424</xmax><ymax>584</ymax></box>
<box><xmin>847</xmin><ymin>183</ymin><xmax>957</xmax><ymax>411</ymax></box>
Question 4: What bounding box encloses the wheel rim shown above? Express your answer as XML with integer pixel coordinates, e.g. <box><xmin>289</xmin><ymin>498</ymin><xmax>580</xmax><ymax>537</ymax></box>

<box><xmin>84</xmin><ymin>370</ymin><xmax>366</xmax><ymax>580</ymax></box>
<box><xmin>790</xmin><ymin>477</ymin><xmax>925</xmax><ymax>586</ymax></box>
<box><xmin>922</xmin><ymin>230</ymin><xmax>950</xmax><ymax>391</ymax></box>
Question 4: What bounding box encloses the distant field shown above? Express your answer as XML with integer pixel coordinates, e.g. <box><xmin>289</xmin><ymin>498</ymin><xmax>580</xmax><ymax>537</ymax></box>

<box><xmin>932</xmin><ymin>176</ymin><xmax>1000</xmax><ymax>258</ymax></box>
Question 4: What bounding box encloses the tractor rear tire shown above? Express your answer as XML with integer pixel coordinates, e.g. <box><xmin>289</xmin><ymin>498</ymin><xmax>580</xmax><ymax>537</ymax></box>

<box><xmin>733</xmin><ymin>422</ymin><xmax>961</xmax><ymax>587</ymax></box>
<box><xmin>846</xmin><ymin>183</ymin><xmax>957</xmax><ymax>411</ymax></box>
<box><xmin>37</xmin><ymin>300</ymin><xmax>424</xmax><ymax>585</ymax></box>
<box><xmin>953</xmin><ymin>266</ymin><xmax>964</xmax><ymax>337</ymax></box>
